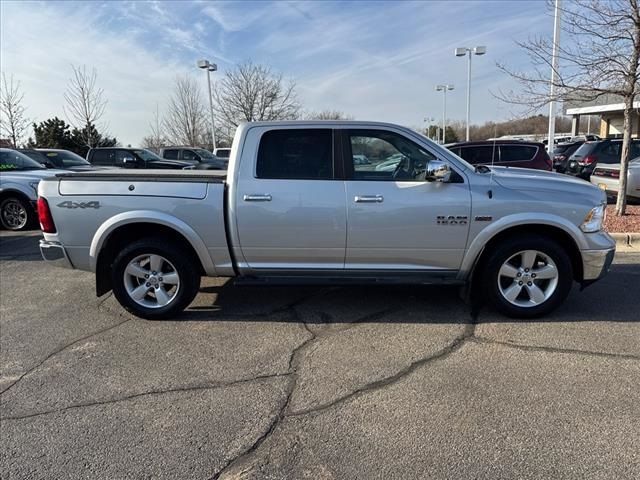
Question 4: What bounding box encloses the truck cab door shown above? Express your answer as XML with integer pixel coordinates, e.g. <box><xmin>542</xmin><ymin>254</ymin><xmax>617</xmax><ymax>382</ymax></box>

<box><xmin>341</xmin><ymin>128</ymin><xmax>471</xmax><ymax>273</ymax></box>
<box><xmin>233</xmin><ymin>127</ymin><xmax>347</xmax><ymax>272</ymax></box>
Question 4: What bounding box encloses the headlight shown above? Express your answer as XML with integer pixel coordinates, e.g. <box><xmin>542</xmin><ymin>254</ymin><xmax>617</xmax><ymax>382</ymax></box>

<box><xmin>580</xmin><ymin>204</ymin><xmax>606</xmax><ymax>233</ymax></box>
<box><xmin>29</xmin><ymin>181</ymin><xmax>40</xmax><ymax>194</ymax></box>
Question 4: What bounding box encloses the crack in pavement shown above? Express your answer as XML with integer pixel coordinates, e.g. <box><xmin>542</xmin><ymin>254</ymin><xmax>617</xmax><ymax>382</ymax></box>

<box><xmin>471</xmin><ymin>336</ymin><xmax>640</xmax><ymax>361</ymax></box>
<box><xmin>0</xmin><ymin>315</ymin><xmax>133</xmax><ymax>397</ymax></box>
<box><xmin>210</xmin><ymin>308</ymin><xmax>313</xmax><ymax>480</ymax></box>
<box><xmin>0</xmin><ymin>372</ymin><xmax>292</xmax><ymax>422</ymax></box>
<box><xmin>211</xmin><ymin>301</ymin><xmax>479</xmax><ymax>479</ymax></box>
<box><xmin>286</xmin><ymin>322</ymin><xmax>477</xmax><ymax>418</ymax></box>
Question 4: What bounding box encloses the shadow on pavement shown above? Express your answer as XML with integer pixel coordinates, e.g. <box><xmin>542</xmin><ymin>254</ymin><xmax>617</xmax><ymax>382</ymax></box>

<box><xmin>178</xmin><ymin>261</ymin><xmax>640</xmax><ymax>324</ymax></box>
<box><xmin>0</xmin><ymin>233</ymin><xmax>42</xmax><ymax>261</ymax></box>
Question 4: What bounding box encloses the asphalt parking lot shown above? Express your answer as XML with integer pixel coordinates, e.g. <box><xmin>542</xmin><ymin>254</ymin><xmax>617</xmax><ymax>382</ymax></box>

<box><xmin>1</xmin><ymin>231</ymin><xmax>639</xmax><ymax>479</ymax></box>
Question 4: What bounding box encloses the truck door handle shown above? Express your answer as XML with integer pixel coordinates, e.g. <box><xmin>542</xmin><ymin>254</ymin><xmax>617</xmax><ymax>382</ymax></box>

<box><xmin>354</xmin><ymin>195</ymin><xmax>384</xmax><ymax>203</ymax></box>
<box><xmin>243</xmin><ymin>194</ymin><xmax>272</xmax><ymax>202</ymax></box>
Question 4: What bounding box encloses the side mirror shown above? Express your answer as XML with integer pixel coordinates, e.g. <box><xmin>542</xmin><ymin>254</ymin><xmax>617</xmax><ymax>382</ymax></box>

<box><xmin>425</xmin><ymin>160</ymin><xmax>451</xmax><ymax>182</ymax></box>
<box><xmin>122</xmin><ymin>157</ymin><xmax>137</xmax><ymax>168</ymax></box>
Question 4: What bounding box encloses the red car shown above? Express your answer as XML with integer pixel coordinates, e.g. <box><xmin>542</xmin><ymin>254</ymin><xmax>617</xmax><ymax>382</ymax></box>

<box><xmin>447</xmin><ymin>140</ymin><xmax>552</xmax><ymax>171</ymax></box>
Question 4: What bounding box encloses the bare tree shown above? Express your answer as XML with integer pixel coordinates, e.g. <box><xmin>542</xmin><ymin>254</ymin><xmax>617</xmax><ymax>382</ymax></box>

<box><xmin>0</xmin><ymin>73</ymin><xmax>30</xmax><ymax>147</ymax></box>
<box><xmin>141</xmin><ymin>103</ymin><xmax>166</xmax><ymax>151</ymax></box>
<box><xmin>305</xmin><ymin>109</ymin><xmax>354</xmax><ymax>120</ymax></box>
<box><xmin>63</xmin><ymin>65</ymin><xmax>107</xmax><ymax>149</ymax></box>
<box><xmin>497</xmin><ymin>0</ymin><xmax>640</xmax><ymax>215</ymax></box>
<box><xmin>212</xmin><ymin>61</ymin><xmax>301</xmax><ymax>144</ymax></box>
<box><xmin>163</xmin><ymin>75</ymin><xmax>208</xmax><ymax>146</ymax></box>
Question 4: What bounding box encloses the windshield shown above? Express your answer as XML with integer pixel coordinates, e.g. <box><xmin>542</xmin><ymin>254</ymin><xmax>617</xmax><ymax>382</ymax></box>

<box><xmin>39</xmin><ymin>150</ymin><xmax>89</xmax><ymax>167</ymax></box>
<box><xmin>553</xmin><ymin>144</ymin><xmax>573</xmax><ymax>154</ymax></box>
<box><xmin>133</xmin><ymin>149</ymin><xmax>163</xmax><ymax>161</ymax></box>
<box><xmin>193</xmin><ymin>148</ymin><xmax>215</xmax><ymax>159</ymax></box>
<box><xmin>0</xmin><ymin>149</ymin><xmax>46</xmax><ymax>171</ymax></box>
<box><xmin>571</xmin><ymin>142</ymin><xmax>599</xmax><ymax>158</ymax></box>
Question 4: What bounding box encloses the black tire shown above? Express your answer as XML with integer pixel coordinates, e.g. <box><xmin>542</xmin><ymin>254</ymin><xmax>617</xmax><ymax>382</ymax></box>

<box><xmin>482</xmin><ymin>235</ymin><xmax>573</xmax><ymax>318</ymax></box>
<box><xmin>111</xmin><ymin>238</ymin><xmax>201</xmax><ymax>319</ymax></box>
<box><xmin>0</xmin><ymin>196</ymin><xmax>36</xmax><ymax>231</ymax></box>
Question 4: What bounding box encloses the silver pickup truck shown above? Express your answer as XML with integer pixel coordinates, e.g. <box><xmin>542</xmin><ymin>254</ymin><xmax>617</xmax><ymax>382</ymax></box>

<box><xmin>38</xmin><ymin>121</ymin><xmax>615</xmax><ymax>319</ymax></box>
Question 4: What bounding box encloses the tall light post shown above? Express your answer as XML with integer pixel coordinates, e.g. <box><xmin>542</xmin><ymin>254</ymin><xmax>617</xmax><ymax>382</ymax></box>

<box><xmin>547</xmin><ymin>0</ymin><xmax>561</xmax><ymax>150</ymax></box>
<box><xmin>435</xmin><ymin>84</ymin><xmax>454</xmax><ymax>144</ymax></box>
<box><xmin>455</xmin><ymin>46</ymin><xmax>486</xmax><ymax>142</ymax></box>
<box><xmin>197</xmin><ymin>59</ymin><xmax>217</xmax><ymax>151</ymax></box>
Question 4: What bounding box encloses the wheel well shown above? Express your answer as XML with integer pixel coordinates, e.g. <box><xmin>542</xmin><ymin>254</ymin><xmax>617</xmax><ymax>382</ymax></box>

<box><xmin>471</xmin><ymin>224</ymin><xmax>584</xmax><ymax>285</ymax></box>
<box><xmin>0</xmin><ymin>190</ymin><xmax>32</xmax><ymax>205</ymax></box>
<box><xmin>95</xmin><ymin>223</ymin><xmax>205</xmax><ymax>296</ymax></box>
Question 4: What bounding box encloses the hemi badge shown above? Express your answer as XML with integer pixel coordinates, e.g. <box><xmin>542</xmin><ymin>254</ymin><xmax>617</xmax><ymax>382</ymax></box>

<box><xmin>475</xmin><ymin>216</ymin><xmax>493</xmax><ymax>222</ymax></box>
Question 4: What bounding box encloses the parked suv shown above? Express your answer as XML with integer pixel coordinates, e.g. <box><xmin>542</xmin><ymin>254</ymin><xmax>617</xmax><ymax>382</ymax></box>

<box><xmin>552</xmin><ymin>141</ymin><xmax>584</xmax><ymax>173</ymax></box>
<box><xmin>20</xmin><ymin>148</ymin><xmax>99</xmax><ymax>171</ymax></box>
<box><xmin>0</xmin><ymin>148</ymin><xmax>65</xmax><ymax>230</ymax></box>
<box><xmin>160</xmin><ymin>147</ymin><xmax>227</xmax><ymax>169</ymax></box>
<box><xmin>565</xmin><ymin>139</ymin><xmax>640</xmax><ymax>179</ymax></box>
<box><xmin>87</xmin><ymin>148</ymin><xmax>193</xmax><ymax>169</ymax></box>
<box><xmin>447</xmin><ymin>141</ymin><xmax>552</xmax><ymax>171</ymax></box>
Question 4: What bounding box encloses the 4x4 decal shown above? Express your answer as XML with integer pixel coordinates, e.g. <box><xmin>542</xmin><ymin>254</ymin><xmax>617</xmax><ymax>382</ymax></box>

<box><xmin>57</xmin><ymin>201</ymin><xmax>101</xmax><ymax>209</ymax></box>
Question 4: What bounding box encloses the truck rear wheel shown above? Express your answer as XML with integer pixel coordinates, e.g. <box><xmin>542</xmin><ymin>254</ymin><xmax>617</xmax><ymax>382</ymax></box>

<box><xmin>482</xmin><ymin>235</ymin><xmax>573</xmax><ymax>318</ymax></box>
<box><xmin>111</xmin><ymin>238</ymin><xmax>201</xmax><ymax>319</ymax></box>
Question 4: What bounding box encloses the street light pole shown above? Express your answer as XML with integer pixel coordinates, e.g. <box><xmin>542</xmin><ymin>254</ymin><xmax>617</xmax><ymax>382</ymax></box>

<box><xmin>197</xmin><ymin>59</ymin><xmax>217</xmax><ymax>151</ymax></box>
<box><xmin>435</xmin><ymin>84</ymin><xmax>454</xmax><ymax>143</ymax></box>
<box><xmin>455</xmin><ymin>46</ymin><xmax>486</xmax><ymax>141</ymax></box>
<box><xmin>547</xmin><ymin>0</ymin><xmax>561</xmax><ymax>150</ymax></box>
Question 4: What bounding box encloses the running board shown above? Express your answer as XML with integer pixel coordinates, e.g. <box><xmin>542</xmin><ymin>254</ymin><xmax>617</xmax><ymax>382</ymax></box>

<box><xmin>233</xmin><ymin>273</ymin><xmax>464</xmax><ymax>287</ymax></box>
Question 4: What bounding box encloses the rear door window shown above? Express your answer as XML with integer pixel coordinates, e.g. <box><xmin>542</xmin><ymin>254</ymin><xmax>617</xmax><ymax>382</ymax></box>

<box><xmin>91</xmin><ymin>150</ymin><xmax>114</xmax><ymax>166</ymax></box>
<box><xmin>458</xmin><ymin>145</ymin><xmax>498</xmax><ymax>164</ymax></box>
<box><xmin>256</xmin><ymin>129</ymin><xmax>333</xmax><ymax>179</ymax></box>
<box><xmin>163</xmin><ymin>149</ymin><xmax>179</xmax><ymax>160</ymax></box>
<box><xmin>499</xmin><ymin>145</ymin><xmax>537</xmax><ymax>162</ymax></box>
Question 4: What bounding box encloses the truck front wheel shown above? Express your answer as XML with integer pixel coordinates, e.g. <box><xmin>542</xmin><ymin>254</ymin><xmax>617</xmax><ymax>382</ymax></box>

<box><xmin>111</xmin><ymin>238</ymin><xmax>201</xmax><ymax>319</ymax></box>
<box><xmin>482</xmin><ymin>236</ymin><xmax>573</xmax><ymax>318</ymax></box>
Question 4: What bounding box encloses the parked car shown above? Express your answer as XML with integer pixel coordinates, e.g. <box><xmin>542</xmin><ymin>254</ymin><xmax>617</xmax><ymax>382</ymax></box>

<box><xmin>87</xmin><ymin>148</ymin><xmax>194</xmax><ymax>169</ymax></box>
<box><xmin>38</xmin><ymin>121</ymin><xmax>614</xmax><ymax>320</ymax></box>
<box><xmin>20</xmin><ymin>148</ymin><xmax>102</xmax><ymax>171</ymax></box>
<box><xmin>353</xmin><ymin>154</ymin><xmax>370</xmax><ymax>165</ymax></box>
<box><xmin>565</xmin><ymin>139</ymin><xmax>640</xmax><ymax>179</ymax></box>
<box><xmin>447</xmin><ymin>141</ymin><xmax>552</xmax><ymax>171</ymax></box>
<box><xmin>0</xmin><ymin>148</ymin><xmax>66</xmax><ymax>230</ymax></box>
<box><xmin>590</xmin><ymin>156</ymin><xmax>640</xmax><ymax>201</ymax></box>
<box><xmin>552</xmin><ymin>141</ymin><xmax>584</xmax><ymax>173</ymax></box>
<box><xmin>160</xmin><ymin>147</ymin><xmax>227</xmax><ymax>169</ymax></box>
<box><xmin>213</xmin><ymin>147</ymin><xmax>231</xmax><ymax>159</ymax></box>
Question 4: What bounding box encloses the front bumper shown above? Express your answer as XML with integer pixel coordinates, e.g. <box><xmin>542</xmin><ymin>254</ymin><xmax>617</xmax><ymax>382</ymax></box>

<box><xmin>40</xmin><ymin>240</ymin><xmax>74</xmax><ymax>269</ymax></box>
<box><xmin>582</xmin><ymin>247</ymin><xmax>615</xmax><ymax>282</ymax></box>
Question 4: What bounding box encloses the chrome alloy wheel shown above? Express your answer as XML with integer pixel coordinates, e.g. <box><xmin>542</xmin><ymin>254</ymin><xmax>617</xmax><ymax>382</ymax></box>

<box><xmin>497</xmin><ymin>250</ymin><xmax>559</xmax><ymax>308</ymax></box>
<box><xmin>1</xmin><ymin>199</ymin><xmax>28</xmax><ymax>230</ymax></box>
<box><xmin>123</xmin><ymin>254</ymin><xmax>180</xmax><ymax>309</ymax></box>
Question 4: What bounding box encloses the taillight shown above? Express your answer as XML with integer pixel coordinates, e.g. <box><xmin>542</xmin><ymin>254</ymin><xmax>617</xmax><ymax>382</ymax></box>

<box><xmin>581</xmin><ymin>155</ymin><xmax>596</xmax><ymax>165</ymax></box>
<box><xmin>37</xmin><ymin>197</ymin><xmax>56</xmax><ymax>233</ymax></box>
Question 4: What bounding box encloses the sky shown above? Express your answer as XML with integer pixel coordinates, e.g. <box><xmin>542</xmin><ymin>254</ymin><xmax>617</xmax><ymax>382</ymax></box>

<box><xmin>0</xmin><ymin>0</ymin><xmax>553</xmax><ymax>145</ymax></box>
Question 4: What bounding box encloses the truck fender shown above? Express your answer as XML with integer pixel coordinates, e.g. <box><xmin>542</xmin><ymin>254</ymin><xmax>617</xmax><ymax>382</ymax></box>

<box><xmin>89</xmin><ymin>210</ymin><xmax>217</xmax><ymax>276</ymax></box>
<box><xmin>459</xmin><ymin>212</ymin><xmax>586</xmax><ymax>280</ymax></box>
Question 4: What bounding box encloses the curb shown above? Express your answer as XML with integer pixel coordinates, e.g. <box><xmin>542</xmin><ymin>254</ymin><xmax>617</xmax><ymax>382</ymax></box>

<box><xmin>610</xmin><ymin>232</ymin><xmax>640</xmax><ymax>251</ymax></box>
